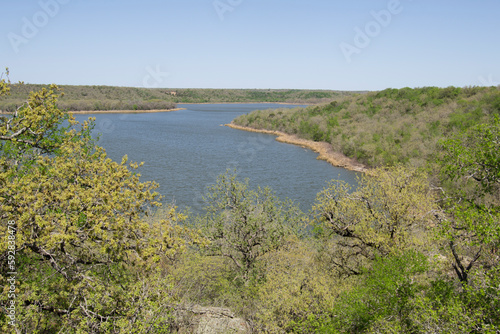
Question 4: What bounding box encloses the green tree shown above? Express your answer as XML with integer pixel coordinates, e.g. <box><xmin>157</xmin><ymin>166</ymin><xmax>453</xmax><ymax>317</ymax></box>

<box><xmin>400</xmin><ymin>116</ymin><xmax>500</xmax><ymax>333</ymax></box>
<box><xmin>439</xmin><ymin>116</ymin><xmax>500</xmax><ymax>283</ymax></box>
<box><xmin>199</xmin><ymin>171</ymin><xmax>304</xmax><ymax>284</ymax></box>
<box><xmin>321</xmin><ymin>250</ymin><xmax>429</xmax><ymax>333</ymax></box>
<box><xmin>0</xmin><ymin>78</ymin><xmax>203</xmax><ymax>332</ymax></box>
<box><xmin>253</xmin><ymin>238</ymin><xmax>338</xmax><ymax>333</ymax></box>
<box><xmin>409</xmin><ymin>268</ymin><xmax>500</xmax><ymax>333</ymax></box>
<box><xmin>312</xmin><ymin>166</ymin><xmax>440</xmax><ymax>277</ymax></box>
<box><xmin>441</xmin><ymin>116</ymin><xmax>500</xmax><ymax>197</ymax></box>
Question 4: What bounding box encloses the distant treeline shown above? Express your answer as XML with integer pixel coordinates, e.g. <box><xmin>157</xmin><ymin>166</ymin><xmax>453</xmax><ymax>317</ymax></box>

<box><xmin>233</xmin><ymin>85</ymin><xmax>500</xmax><ymax>168</ymax></box>
<box><xmin>0</xmin><ymin>84</ymin><xmax>360</xmax><ymax>112</ymax></box>
<box><xmin>171</xmin><ymin>88</ymin><xmax>360</xmax><ymax>103</ymax></box>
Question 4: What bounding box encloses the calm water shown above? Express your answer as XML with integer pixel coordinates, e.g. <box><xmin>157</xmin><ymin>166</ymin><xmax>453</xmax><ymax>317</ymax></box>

<box><xmin>74</xmin><ymin>104</ymin><xmax>358</xmax><ymax>213</ymax></box>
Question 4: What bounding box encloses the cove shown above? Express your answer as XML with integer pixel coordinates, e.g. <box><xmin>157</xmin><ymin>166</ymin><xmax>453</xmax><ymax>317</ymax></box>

<box><xmin>74</xmin><ymin>103</ymin><xmax>359</xmax><ymax>213</ymax></box>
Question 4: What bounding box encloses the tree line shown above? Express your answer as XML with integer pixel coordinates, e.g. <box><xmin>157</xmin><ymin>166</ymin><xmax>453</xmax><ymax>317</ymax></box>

<box><xmin>0</xmin><ymin>83</ymin><xmax>360</xmax><ymax>113</ymax></box>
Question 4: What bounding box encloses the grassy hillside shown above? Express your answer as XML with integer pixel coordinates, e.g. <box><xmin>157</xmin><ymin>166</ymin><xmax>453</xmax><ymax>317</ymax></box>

<box><xmin>0</xmin><ymin>84</ymin><xmax>359</xmax><ymax>112</ymax></box>
<box><xmin>233</xmin><ymin>86</ymin><xmax>500</xmax><ymax>168</ymax></box>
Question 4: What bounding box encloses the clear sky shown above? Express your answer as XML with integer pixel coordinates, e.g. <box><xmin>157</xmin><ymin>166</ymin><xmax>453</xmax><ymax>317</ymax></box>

<box><xmin>1</xmin><ymin>0</ymin><xmax>499</xmax><ymax>91</ymax></box>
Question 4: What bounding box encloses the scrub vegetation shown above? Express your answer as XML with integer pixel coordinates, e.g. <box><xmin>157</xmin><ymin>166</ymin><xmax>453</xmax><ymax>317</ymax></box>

<box><xmin>233</xmin><ymin>86</ymin><xmax>500</xmax><ymax>168</ymax></box>
<box><xmin>1</xmin><ymin>73</ymin><xmax>499</xmax><ymax>333</ymax></box>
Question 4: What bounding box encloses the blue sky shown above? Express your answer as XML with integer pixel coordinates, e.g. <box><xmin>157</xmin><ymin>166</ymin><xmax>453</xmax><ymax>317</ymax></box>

<box><xmin>1</xmin><ymin>0</ymin><xmax>499</xmax><ymax>90</ymax></box>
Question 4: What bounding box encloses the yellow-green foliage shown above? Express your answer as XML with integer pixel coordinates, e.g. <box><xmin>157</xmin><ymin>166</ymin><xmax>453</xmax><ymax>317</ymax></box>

<box><xmin>255</xmin><ymin>238</ymin><xmax>338</xmax><ymax>333</ymax></box>
<box><xmin>199</xmin><ymin>171</ymin><xmax>305</xmax><ymax>284</ymax></box>
<box><xmin>0</xmin><ymin>79</ymin><xmax>205</xmax><ymax>333</ymax></box>
<box><xmin>437</xmin><ymin>117</ymin><xmax>500</xmax><ymax>285</ymax></box>
<box><xmin>0</xmin><ymin>69</ymin><xmax>10</xmax><ymax>97</ymax></box>
<box><xmin>2</xmin><ymin>75</ymin><xmax>499</xmax><ymax>333</ymax></box>
<box><xmin>312</xmin><ymin>166</ymin><xmax>440</xmax><ymax>276</ymax></box>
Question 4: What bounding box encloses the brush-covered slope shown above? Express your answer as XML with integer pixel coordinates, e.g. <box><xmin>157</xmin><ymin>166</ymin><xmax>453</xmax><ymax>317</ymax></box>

<box><xmin>233</xmin><ymin>86</ymin><xmax>500</xmax><ymax>168</ymax></box>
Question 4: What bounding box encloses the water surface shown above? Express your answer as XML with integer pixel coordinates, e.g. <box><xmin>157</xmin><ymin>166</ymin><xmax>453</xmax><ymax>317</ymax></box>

<box><xmin>75</xmin><ymin>103</ymin><xmax>358</xmax><ymax>212</ymax></box>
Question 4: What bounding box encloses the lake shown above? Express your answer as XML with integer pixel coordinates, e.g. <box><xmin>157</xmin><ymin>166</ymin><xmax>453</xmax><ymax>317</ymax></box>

<box><xmin>74</xmin><ymin>103</ymin><xmax>359</xmax><ymax>213</ymax></box>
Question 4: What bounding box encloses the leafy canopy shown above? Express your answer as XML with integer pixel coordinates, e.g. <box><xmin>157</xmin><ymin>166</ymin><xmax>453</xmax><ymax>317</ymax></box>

<box><xmin>312</xmin><ymin>166</ymin><xmax>440</xmax><ymax>277</ymax></box>
<box><xmin>200</xmin><ymin>170</ymin><xmax>304</xmax><ymax>283</ymax></box>
<box><xmin>0</xmin><ymin>74</ymin><xmax>204</xmax><ymax>333</ymax></box>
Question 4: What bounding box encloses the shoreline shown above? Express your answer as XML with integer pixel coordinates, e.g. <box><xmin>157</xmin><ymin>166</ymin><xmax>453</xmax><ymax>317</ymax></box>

<box><xmin>1</xmin><ymin>102</ymin><xmax>308</xmax><ymax>114</ymax></box>
<box><xmin>178</xmin><ymin>102</ymin><xmax>309</xmax><ymax>106</ymax></box>
<box><xmin>226</xmin><ymin>123</ymin><xmax>368</xmax><ymax>173</ymax></box>
<box><xmin>0</xmin><ymin>108</ymin><xmax>186</xmax><ymax>115</ymax></box>
<box><xmin>67</xmin><ymin>108</ymin><xmax>185</xmax><ymax>114</ymax></box>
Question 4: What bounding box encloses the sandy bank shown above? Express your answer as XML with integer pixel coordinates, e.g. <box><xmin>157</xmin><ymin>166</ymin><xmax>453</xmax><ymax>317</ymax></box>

<box><xmin>67</xmin><ymin>108</ymin><xmax>185</xmax><ymax>114</ymax></box>
<box><xmin>226</xmin><ymin>123</ymin><xmax>367</xmax><ymax>173</ymax></box>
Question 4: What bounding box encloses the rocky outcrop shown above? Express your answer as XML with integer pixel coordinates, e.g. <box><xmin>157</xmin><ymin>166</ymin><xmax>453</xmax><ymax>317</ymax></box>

<box><xmin>174</xmin><ymin>305</ymin><xmax>251</xmax><ymax>334</ymax></box>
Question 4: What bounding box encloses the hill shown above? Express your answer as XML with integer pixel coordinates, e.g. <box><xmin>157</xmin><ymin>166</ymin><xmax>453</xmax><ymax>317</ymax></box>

<box><xmin>232</xmin><ymin>86</ymin><xmax>500</xmax><ymax>168</ymax></box>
